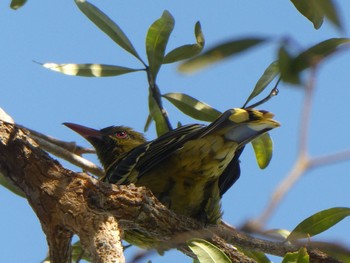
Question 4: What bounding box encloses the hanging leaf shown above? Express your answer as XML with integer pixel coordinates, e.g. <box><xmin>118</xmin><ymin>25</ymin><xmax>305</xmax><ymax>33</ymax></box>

<box><xmin>179</xmin><ymin>37</ymin><xmax>266</xmax><ymax>73</ymax></box>
<box><xmin>287</xmin><ymin>207</ymin><xmax>350</xmax><ymax>241</ymax></box>
<box><xmin>251</xmin><ymin>132</ymin><xmax>274</xmax><ymax>169</ymax></box>
<box><xmin>282</xmin><ymin>247</ymin><xmax>309</xmax><ymax>263</ymax></box>
<box><xmin>188</xmin><ymin>238</ymin><xmax>232</xmax><ymax>263</ymax></box>
<box><xmin>10</xmin><ymin>0</ymin><xmax>27</xmax><ymax>9</ymax></box>
<box><xmin>42</xmin><ymin>63</ymin><xmax>142</xmax><ymax>77</ymax></box>
<box><xmin>146</xmin><ymin>10</ymin><xmax>175</xmax><ymax>81</ymax></box>
<box><xmin>163</xmin><ymin>93</ymin><xmax>221</xmax><ymax>122</ymax></box>
<box><xmin>74</xmin><ymin>0</ymin><xmax>143</xmax><ymax>63</ymax></box>
<box><xmin>163</xmin><ymin>22</ymin><xmax>205</xmax><ymax>64</ymax></box>
<box><xmin>290</xmin><ymin>0</ymin><xmax>324</xmax><ymax>29</ymax></box>
<box><xmin>318</xmin><ymin>0</ymin><xmax>343</xmax><ymax>30</ymax></box>
<box><xmin>290</xmin><ymin>0</ymin><xmax>342</xmax><ymax>31</ymax></box>
<box><xmin>244</xmin><ymin>61</ymin><xmax>279</xmax><ymax>107</ymax></box>
<box><xmin>149</xmin><ymin>91</ymin><xmax>170</xmax><ymax>136</ymax></box>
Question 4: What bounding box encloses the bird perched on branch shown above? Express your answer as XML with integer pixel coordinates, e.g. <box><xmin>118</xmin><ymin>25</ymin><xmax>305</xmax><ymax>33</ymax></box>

<box><xmin>64</xmin><ymin>108</ymin><xmax>279</xmax><ymax>225</ymax></box>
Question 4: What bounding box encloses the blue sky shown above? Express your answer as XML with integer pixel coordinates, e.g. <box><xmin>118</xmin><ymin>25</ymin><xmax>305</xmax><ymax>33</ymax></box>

<box><xmin>1</xmin><ymin>1</ymin><xmax>350</xmax><ymax>262</ymax></box>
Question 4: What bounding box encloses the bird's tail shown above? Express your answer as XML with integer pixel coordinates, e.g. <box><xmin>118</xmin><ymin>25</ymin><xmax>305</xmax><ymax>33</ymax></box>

<box><xmin>203</xmin><ymin>108</ymin><xmax>280</xmax><ymax>146</ymax></box>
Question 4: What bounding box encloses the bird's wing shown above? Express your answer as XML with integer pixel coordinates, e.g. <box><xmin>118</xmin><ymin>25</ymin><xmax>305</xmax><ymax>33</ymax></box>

<box><xmin>106</xmin><ymin>124</ymin><xmax>205</xmax><ymax>184</ymax></box>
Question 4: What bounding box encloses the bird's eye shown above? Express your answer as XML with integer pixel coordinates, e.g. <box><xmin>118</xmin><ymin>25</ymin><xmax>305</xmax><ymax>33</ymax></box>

<box><xmin>115</xmin><ymin>131</ymin><xmax>128</xmax><ymax>139</ymax></box>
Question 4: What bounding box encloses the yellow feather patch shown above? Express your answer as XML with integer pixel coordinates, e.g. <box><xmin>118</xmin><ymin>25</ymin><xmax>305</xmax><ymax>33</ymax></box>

<box><xmin>229</xmin><ymin>108</ymin><xmax>249</xmax><ymax>123</ymax></box>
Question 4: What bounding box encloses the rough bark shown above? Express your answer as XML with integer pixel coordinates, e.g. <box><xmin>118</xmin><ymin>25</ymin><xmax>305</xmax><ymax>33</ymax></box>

<box><xmin>0</xmin><ymin>121</ymin><xmax>343</xmax><ymax>263</ymax></box>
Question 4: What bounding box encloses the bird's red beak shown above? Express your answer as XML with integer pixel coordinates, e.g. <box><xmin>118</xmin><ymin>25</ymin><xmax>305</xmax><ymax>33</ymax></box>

<box><xmin>63</xmin><ymin>122</ymin><xmax>102</xmax><ymax>139</ymax></box>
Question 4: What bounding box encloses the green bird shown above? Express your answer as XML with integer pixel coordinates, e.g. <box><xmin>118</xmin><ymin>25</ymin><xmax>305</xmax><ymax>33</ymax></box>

<box><xmin>64</xmin><ymin>108</ymin><xmax>279</xmax><ymax>226</ymax></box>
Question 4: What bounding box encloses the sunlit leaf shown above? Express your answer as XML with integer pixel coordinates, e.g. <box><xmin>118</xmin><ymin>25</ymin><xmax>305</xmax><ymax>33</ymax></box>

<box><xmin>288</xmin><ymin>207</ymin><xmax>350</xmax><ymax>241</ymax></box>
<box><xmin>74</xmin><ymin>0</ymin><xmax>143</xmax><ymax>62</ymax></box>
<box><xmin>264</xmin><ymin>228</ymin><xmax>291</xmax><ymax>240</ymax></box>
<box><xmin>146</xmin><ymin>10</ymin><xmax>175</xmax><ymax>81</ymax></box>
<box><xmin>290</xmin><ymin>0</ymin><xmax>324</xmax><ymax>29</ymax></box>
<box><xmin>163</xmin><ymin>22</ymin><xmax>205</xmax><ymax>64</ymax></box>
<box><xmin>149</xmin><ymin>91</ymin><xmax>170</xmax><ymax>136</ymax></box>
<box><xmin>163</xmin><ymin>93</ymin><xmax>221</xmax><ymax>122</ymax></box>
<box><xmin>251</xmin><ymin>133</ymin><xmax>273</xmax><ymax>169</ymax></box>
<box><xmin>188</xmin><ymin>238</ymin><xmax>232</xmax><ymax>263</ymax></box>
<box><xmin>42</xmin><ymin>63</ymin><xmax>142</xmax><ymax>77</ymax></box>
<box><xmin>10</xmin><ymin>0</ymin><xmax>27</xmax><ymax>9</ymax></box>
<box><xmin>0</xmin><ymin>174</ymin><xmax>25</xmax><ymax>197</ymax></box>
<box><xmin>244</xmin><ymin>61</ymin><xmax>279</xmax><ymax>107</ymax></box>
<box><xmin>282</xmin><ymin>247</ymin><xmax>309</xmax><ymax>263</ymax></box>
<box><xmin>179</xmin><ymin>37</ymin><xmax>266</xmax><ymax>73</ymax></box>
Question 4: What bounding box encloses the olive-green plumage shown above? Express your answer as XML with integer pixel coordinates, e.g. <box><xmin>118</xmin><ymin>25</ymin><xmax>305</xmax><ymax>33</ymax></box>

<box><xmin>65</xmin><ymin>108</ymin><xmax>279</xmax><ymax>223</ymax></box>
<box><xmin>64</xmin><ymin>108</ymin><xmax>279</xmax><ymax>248</ymax></box>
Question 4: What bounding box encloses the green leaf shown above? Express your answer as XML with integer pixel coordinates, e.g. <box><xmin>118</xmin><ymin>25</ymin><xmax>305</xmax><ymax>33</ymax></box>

<box><xmin>149</xmin><ymin>91</ymin><xmax>170</xmax><ymax>136</ymax></box>
<box><xmin>0</xmin><ymin>173</ymin><xmax>25</xmax><ymax>197</ymax></box>
<box><xmin>264</xmin><ymin>228</ymin><xmax>291</xmax><ymax>240</ymax></box>
<box><xmin>293</xmin><ymin>38</ymin><xmax>350</xmax><ymax>72</ymax></box>
<box><xmin>287</xmin><ymin>207</ymin><xmax>350</xmax><ymax>241</ymax></box>
<box><xmin>290</xmin><ymin>0</ymin><xmax>324</xmax><ymax>29</ymax></box>
<box><xmin>188</xmin><ymin>238</ymin><xmax>232</xmax><ymax>263</ymax></box>
<box><xmin>240</xmin><ymin>249</ymin><xmax>272</xmax><ymax>263</ymax></box>
<box><xmin>163</xmin><ymin>93</ymin><xmax>221</xmax><ymax>122</ymax></box>
<box><xmin>290</xmin><ymin>0</ymin><xmax>342</xmax><ymax>31</ymax></box>
<box><xmin>244</xmin><ymin>61</ymin><xmax>279</xmax><ymax>107</ymax></box>
<box><xmin>163</xmin><ymin>22</ymin><xmax>205</xmax><ymax>64</ymax></box>
<box><xmin>278</xmin><ymin>45</ymin><xmax>300</xmax><ymax>84</ymax></box>
<box><xmin>10</xmin><ymin>0</ymin><xmax>27</xmax><ymax>9</ymax></box>
<box><xmin>179</xmin><ymin>37</ymin><xmax>266</xmax><ymax>73</ymax></box>
<box><xmin>143</xmin><ymin>114</ymin><xmax>153</xmax><ymax>132</ymax></box>
<box><xmin>146</xmin><ymin>10</ymin><xmax>175</xmax><ymax>81</ymax></box>
<box><xmin>251</xmin><ymin>133</ymin><xmax>274</xmax><ymax>169</ymax></box>
<box><xmin>318</xmin><ymin>0</ymin><xmax>343</xmax><ymax>30</ymax></box>
<box><xmin>42</xmin><ymin>63</ymin><xmax>142</xmax><ymax>77</ymax></box>
<box><xmin>74</xmin><ymin>0</ymin><xmax>143</xmax><ymax>62</ymax></box>
<box><xmin>282</xmin><ymin>247</ymin><xmax>309</xmax><ymax>263</ymax></box>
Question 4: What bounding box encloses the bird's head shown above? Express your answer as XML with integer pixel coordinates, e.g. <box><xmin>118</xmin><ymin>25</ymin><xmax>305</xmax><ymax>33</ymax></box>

<box><xmin>63</xmin><ymin>123</ymin><xmax>146</xmax><ymax>170</ymax></box>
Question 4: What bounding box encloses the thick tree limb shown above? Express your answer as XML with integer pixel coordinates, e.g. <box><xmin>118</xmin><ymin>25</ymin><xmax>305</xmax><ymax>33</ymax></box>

<box><xmin>0</xmin><ymin>122</ymin><xmax>343</xmax><ymax>263</ymax></box>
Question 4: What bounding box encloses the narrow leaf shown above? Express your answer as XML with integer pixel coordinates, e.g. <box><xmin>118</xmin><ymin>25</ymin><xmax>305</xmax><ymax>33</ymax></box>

<box><xmin>10</xmin><ymin>0</ymin><xmax>27</xmax><ymax>9</ymax></box>
<box><xmin>163</xmin><ymin>92</ymin><xmax>221</xmax><ymax>122</ymax></box>
<box><xmin>244</xmin><ymin>61</ymin><xmax>279</xmax><ymax>106</ymax></box>
<box><xmin>288</xmin><ymin>207</ymin><xmax>350</xmax><ymax>241</ymax></box>
<box><xmin>163</xmin><ymin>21</ymin><xmax>205</xmax><ymax>64</ymax></box>
<box><xmin>293</xmin><ymin>38</ymin><xmax>350</xmax><ymax>71</ymax></box>
<box><xmin>75</xmin><ymin>0</ymin><xmax>143</xmax><ymax>62</ymax></box>
<box><xmin>290</xmin><ymin>0</ymin><xmax>324</xmax><ymax>29</ymax></box>
<box><xmin>149</xmin><ymin>92</ymin><xmax>169</xmax><ymax>136</ymax></box>
<box><xmin>188</xmin><ymin>238</ymin><xmax>232</xmax><ymax>263</ymax></box>
<box><xmin>179</xmin><ymin>37</ymin><xmax>266</xmax><ymax>73</ymax></box>
<box><xmin>42</xmin><ymin>63</ymin><xmax>142</xmax><ymax>77</ymax></box>
<box><xmin>143</xmin><ymin>114</ymin><xmax>153</xmax><ymax>132</ymax></box>
<box><xmin>251</xmin><ymin>133</ymin><xmax>274</xmax><ymax>169</ymax></box>
<box><xmin>146</xmin><ymin>10</ymin><xmax>175</xmax><ymax>81</ymax></box>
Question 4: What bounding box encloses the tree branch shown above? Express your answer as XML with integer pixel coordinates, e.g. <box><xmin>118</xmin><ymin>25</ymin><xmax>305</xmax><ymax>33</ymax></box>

<box><xmin>0</xmin><ymin>121</ymin><xmax>343</xmax><ymax>263</ymax></box>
